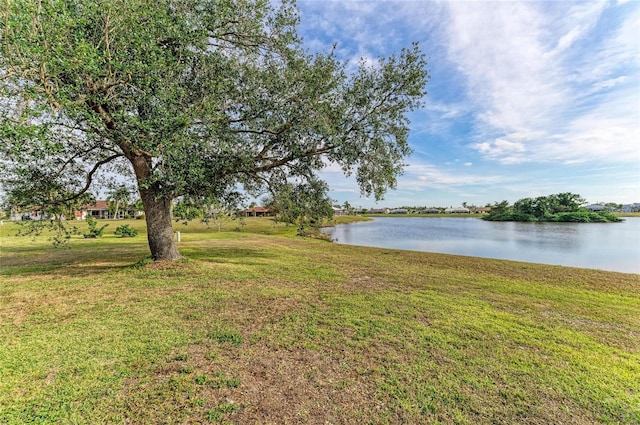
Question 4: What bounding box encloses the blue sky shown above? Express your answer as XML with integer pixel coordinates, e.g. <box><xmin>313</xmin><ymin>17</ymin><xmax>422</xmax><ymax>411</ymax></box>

<box><xmin>296</xmin><ymin>0</ymin><xmax>640</xmax><ymax>208</ymax></box>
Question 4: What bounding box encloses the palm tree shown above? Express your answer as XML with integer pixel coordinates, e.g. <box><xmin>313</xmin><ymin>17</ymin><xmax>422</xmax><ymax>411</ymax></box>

<box><xmin>106</xmin><ymin>185</ymin><xmax>131</xmax><ymax>219</ymax></box>
<box><xmin>342</xmin><ymin>201</ymin><xmax>352</xmax><ymax>215</ymax></box>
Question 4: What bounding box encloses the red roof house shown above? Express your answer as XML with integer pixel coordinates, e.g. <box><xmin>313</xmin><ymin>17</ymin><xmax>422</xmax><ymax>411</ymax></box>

<box><xmin>243</xmin><ymin>206</ymin><xmax>271</xmax><ymax>217</ymax></box>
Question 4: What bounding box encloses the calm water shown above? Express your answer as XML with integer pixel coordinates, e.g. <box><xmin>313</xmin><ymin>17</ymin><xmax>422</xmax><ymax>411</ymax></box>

<box><xmin>323</xmin><ymin>217</ymin><xmax>640</xmax><ymax>273</ymax></box>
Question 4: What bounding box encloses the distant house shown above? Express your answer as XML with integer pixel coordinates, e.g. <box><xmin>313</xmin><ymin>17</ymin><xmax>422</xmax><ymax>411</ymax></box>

<box><xmin>243</xmin><ymin>206</ymin><xmax>271</xmax><ymax>217</ymax></box>
<box><xmin>444</xmin><ymin>207</ymin><xmax>470</xmax><ymax>214</ymax></box>
<box><xmin>419</xmin><ymin>208</ymin><xmax>441</xmax><ymax>214</ymax></box>
<box><xmin>8</xmin><ymin>201</ymin><xmax>139</xmax><ymax>221</ymax></box>
<box><xmin>472</xmin><ymin>207</ymin><xmax>491</xmax><ymax>214</ymax></box>
<box><xmin>368</xmin><ymin>208</ymin><xmax>389</xmax><ymax>214</ymax></box>
<box><xmin>332</xmin><ymin>206</ymin><xmax>346</xmax><ymax>216</ymax></box>
<box><xmin>621</xmin><ymin>203</ymin><xmax>640</xmax><ymax>213</ymax></box>
<box><xmin>9</xmin><ymin>208</ymin><xmax>46</xmax><ymax>221</ymax></box>
<box><xmin>85</xmin><ymin>200</ymin><xmax>109</xmax><ymax>219</ymax></box>
<box><xmin>389</xmin><ymin>208</ymin><xmax>408</xmax><ymax>214</ymax></box>
<box><xmin>585</xmin><ymin>204</ymin><xmax>606</xmax><ymax>212</ymax></box>
<box><xmin>83</xmin><ymin>201</ymin><xmax>119</xmax><ymax>220</ymax></box>
<box><xmin>84</xmin><ymin>200</ymin><xmax>130</xmax><ymax>219</ymax></box>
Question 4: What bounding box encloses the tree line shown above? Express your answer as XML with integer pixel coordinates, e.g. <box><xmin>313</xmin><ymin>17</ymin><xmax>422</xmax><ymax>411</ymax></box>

<box><xmin>484</xmin><ymin>193</ymin><xmax>622</xmax><ymax>222</ymax></box>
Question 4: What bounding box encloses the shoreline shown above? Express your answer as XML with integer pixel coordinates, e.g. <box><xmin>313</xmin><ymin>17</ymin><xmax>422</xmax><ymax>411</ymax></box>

<box><xmin>324</xmin><ymin>215</ymin><xmax>639</xmax><ymax>274</ymax></box>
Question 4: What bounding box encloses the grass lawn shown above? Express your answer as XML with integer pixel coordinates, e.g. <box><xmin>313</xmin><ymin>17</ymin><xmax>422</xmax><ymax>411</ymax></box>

<box><xmin>1</xmin><ymin>218</ymin><xmax>639</xmax><ymax>424</ymax></box>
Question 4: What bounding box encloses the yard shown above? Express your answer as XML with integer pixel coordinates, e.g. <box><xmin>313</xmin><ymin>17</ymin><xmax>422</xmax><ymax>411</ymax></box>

<box><xmin>1</xmin><ymin>218</ymin><xmax>638</xmax><ymax>424</ymax></box>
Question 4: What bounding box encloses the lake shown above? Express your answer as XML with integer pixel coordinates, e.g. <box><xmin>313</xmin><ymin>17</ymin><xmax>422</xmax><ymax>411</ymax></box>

<box><xmin>322</xmin><ymin>217</ymin><xmax>640</xmax><ymax>274</ymax></box>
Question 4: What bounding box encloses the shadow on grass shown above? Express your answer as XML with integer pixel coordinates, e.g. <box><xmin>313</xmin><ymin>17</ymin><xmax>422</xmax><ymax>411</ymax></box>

<box><xmin>1</xmin><ymin>243</ymin><xmax>151</xmax><ymax>278</ymax></box>
<box><xmin>2</xmin><ymin>261</ymin><xmax>140</xmax><ymax>279</ymax></box>
<box><xmin>2</xmin><ymin>243</ymin><xmax>278</xmax><ymax>280</ymax></box>
<box><xmin>180</xmin><ymin>246</ymin><xmax>276</xmax><ymax>264</ymax></box>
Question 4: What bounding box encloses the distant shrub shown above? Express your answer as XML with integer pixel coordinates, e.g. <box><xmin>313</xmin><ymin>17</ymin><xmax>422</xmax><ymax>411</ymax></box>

<box><xmin>548</xmin><ymin>212</ymin><xmax>591</xmax><ymax>222</ymax></box>
<box><xmin>114</xmin><ymin>224</ymin><xmax>138</xmax><ymax>237</ymax></box>
<box><xmin>297</xmin><ymin>225</ymin><xmax>332</xmax><ymax>240</ymax></box>
<box><xmin>83</xmin><ymin>216</ymin><xmax>108</xmax><ymax>238</ymax></box>
<box><xmin>510</xmin><ymin>213</ymin><xmax>537</xmax><ymax>222</ymax></box>
<box><xmin>594</xmin><ymin>210</ymin><xmax>623</xmax><ymax>222</ymax></box>
<box><xmin>548</xmin><ymin>211</ymin><xmax>621</xmax><ymax>223</ymax></box>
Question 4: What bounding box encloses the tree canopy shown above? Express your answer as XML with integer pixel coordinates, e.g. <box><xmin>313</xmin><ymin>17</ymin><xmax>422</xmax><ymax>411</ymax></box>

<box><xmin>0</xmin><ymin>0</ymin><xmax>428</xmax><ymax>260</ymax></box>
<box><xmin>261</xmin><ymin>179</ymin><xmax>335</xmax><ymax>234</ymax></box>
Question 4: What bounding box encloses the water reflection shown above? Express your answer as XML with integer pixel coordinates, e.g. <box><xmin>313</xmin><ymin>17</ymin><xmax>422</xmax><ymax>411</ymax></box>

<box><xmin>323</xmin><ymin>217</ymin><xmax>640</xmax><ymax>273</ymax></box>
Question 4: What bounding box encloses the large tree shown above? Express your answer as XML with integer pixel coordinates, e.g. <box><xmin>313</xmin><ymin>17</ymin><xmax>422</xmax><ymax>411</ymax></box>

<box><xmin>0</xmin><ymin>0</ymin><xmax>428</xmax><ymax>261</ymax></box>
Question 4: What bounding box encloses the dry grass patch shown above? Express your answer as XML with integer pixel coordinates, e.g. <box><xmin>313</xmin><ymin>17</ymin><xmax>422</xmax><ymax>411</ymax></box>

<box><xmin>120</xmin><ymin>341</ymin><xmax>381</xmax><ymax>424</ymax></box>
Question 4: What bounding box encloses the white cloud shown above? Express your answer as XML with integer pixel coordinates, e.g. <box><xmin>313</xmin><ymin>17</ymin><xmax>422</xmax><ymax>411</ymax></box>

<box><xmin>444</xmin><ymin>1</ymin><xmax>639</xmax><ymax>166</ymax></box>
<box><xmin>409</xmin><ymin>100</ymin><xmax>469</xmax><ymax>137</ymax></box>
<box><xmin>552</xmin><ymin>1</ymin><xmax>608</xmax><ymax>53</ymax></box>
<box><xmin>556</xmin><ymin>27</ymin><xmax>583</xmax><ymax>52</ymax></box>
<box><xmin>474</xmin><ymin>138</ymin><xmax>526</xmax><ymax>164</ymax></box>
<box><xmin>594</xmin><ymin>76</ymin><xmax>630</xmax><ymax>90</ymax></box>
<box><xmin>447</xmin><ymin>1</ymin><xmax>565</xmax><ymax>135</ymax></box>
<box><xmin>423</xmin><ymin>100</ymin><xmax>465</xmax><ymax>120</ymax></box>
<box><xmin>551</xmin><ymin>101</ymin><xmax>640</xmax><ymax>164</ymax></box>
<box><xmin>399</xmin><ymin>161</ymin><xmax>504</xmax><ymax>190</ymax></box>
<box><xmin>298</xmin><ymin>0</ymin><xmax>444</xmax><ymax>64</ymax></box>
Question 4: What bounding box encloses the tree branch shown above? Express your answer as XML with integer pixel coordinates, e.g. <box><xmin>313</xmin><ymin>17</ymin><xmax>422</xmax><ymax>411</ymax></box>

<box><xmin>250</xmin><ymin>144</ymin><xmax>335</xmax><ymax>173</ymax></box>
<box><xmin>52</xmin><ymin>153</ymin><xmax>123</xmax><ymax>206</ymax></box>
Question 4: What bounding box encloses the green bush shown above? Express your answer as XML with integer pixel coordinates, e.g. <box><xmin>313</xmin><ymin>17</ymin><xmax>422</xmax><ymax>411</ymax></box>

<box><xmin>549</xmin><ymin>212</ymin><xmax>593</xmax><ymax>222</ymax></box>
<box><xmin>594</xmin><ymin>210</ymin><xmax>623</xmax><ymax>222</ymax></box>
<box><xmin>547</xmin><ymin>211</ymin><xmax>622</xmax><ymax>223</ymax></box>
<box><xmin>114</xmin><ymin>224</ymin><xmax>138</xmax><ymax>237</ymax></box>
<box><xmin>83</xmin><ymin>216</ymin><xmax>108</xmax><ymax>238</ymax></box>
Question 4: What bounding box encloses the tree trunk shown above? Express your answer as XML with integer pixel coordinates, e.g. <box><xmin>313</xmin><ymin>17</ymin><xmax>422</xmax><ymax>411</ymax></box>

<box><xmin>125</xmin><ymin>147</ymin><xmax>180</xmax><ymax>261</ymax></box>
<box><xmin>140</xmin><ymin>187</ymin><xmax>181</xmax><ymax>261</ymax></box>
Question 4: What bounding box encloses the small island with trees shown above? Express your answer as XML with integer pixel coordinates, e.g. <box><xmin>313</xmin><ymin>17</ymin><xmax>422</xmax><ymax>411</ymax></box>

<box><xmin>483</xmin><ymin>192</ymin><xmax>622</xmax><ymax>222</ymax></box>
